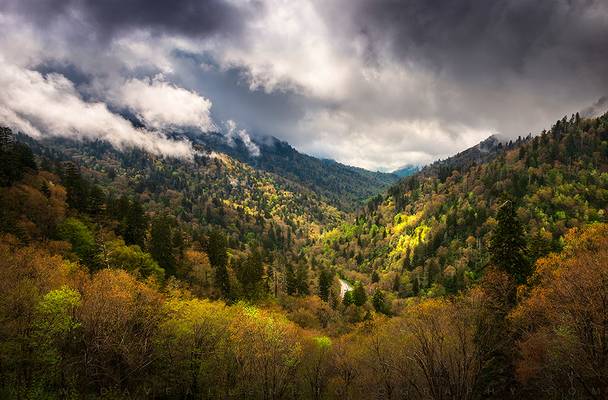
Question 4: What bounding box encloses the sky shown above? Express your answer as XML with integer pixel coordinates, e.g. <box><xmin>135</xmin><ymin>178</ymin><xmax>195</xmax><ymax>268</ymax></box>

<box><xmin>0</xmin><ymin>0</ymin><xmax>607</xmax><ymax>171</ymax></box>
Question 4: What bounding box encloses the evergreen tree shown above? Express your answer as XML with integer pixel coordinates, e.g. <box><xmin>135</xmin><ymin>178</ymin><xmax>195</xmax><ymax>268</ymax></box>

<box><xmin>402</xmin><ymin>246</ymin><xmax>411</xmax><ymax>272</ymax></box>
<box><xmin>62</xmin><ymin>162</ymin><xmax>89</xmax><ymax>212</ymax></box>
<box><xmin>285</xmin><ymin>263</ymin><xmax>297</xmax><ymax>295</ymax></box>
<box><xmin>87</xmin><ymin>185</ymin><xmax>105</xmax><ymax>216</ymax></box>
<box><xmin>236</xmin><ymin>249</ymin><xmax>264</xmax><ymax>297</ymax></box>
<box><xmin>352</xmin><ymin>282</ymin><xmax>367</xmax><ymax>306</ymax></box>
<box><xmin>0</xmin><ymin>127</ymin><xmax>37</xmax><ymax>186</ymax></box>
<box><xmin>123</xmin><ymin>199</ymin><xmax>147</xmax><ymax>248</ymax></box>
<box><xmin>412</xmin><ymin>276</ymin><xmax>420</xmax><ymax>296</ymax></box>
<box><xmin>150</xmin><ymin>216</ymin><xmax>176</xmax><ymax>276</ymax></box>
<box><xmin>489</xmin><ymin>200</ymin><xmax>530</xmax><ymax>284</ymax></box>
<box><xmin>296</xmin><ymin>264</ymin><xmax>309</xmax><ymax>295</ymax></box>
<box><xmin>318</xmin><ymin>268</ymin><xmax>333</xmax><ymax>301</ymax></box>
<box><xmin>207</xmin><ymin>230</ymin><xmax>230</xmax><ymax>297</ymax></box>
<box><xmin>207</xmin><ymin>230</ymin><xmax>228</xmax><ymax>270</ymax></box>
<box><xmin>372</xmin><ymin>289</ymin><xmax>389</xmax><ymax>315</ymax></box>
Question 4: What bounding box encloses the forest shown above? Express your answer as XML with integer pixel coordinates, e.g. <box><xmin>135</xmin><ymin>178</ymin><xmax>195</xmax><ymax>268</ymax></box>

<box><xmin>1</xmin><ymin>111</ymin><xmax>608</xmax><ymax>399</ymax></box>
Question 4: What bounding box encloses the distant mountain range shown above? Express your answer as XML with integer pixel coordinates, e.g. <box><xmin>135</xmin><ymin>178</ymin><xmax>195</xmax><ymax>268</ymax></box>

<box><xmin>391</xmin><ymin>164</ymin><xmax>421</xmax><ymax>177</ymax></box>
<box><xmin>183</xmin><ymin>131</ymin><xmax>399</xmax><ymax>211</ymax></box>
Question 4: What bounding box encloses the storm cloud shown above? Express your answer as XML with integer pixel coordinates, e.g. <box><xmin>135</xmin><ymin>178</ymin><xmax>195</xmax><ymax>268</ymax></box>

<box><xmin>1</xmin><ymin>0</ymin><xmax>248</xmax><ymax>39</ymax></box>
<box><xmin>0</xmin><ymin>0</ymin><xmax>606</xmax><ymax>169</ymax></box>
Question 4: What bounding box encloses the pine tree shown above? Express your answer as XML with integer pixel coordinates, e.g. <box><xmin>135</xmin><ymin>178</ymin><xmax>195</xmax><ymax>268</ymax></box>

<box><xmin>296</xmin><ymin>264</ymin><xmax>309</xmax><ymax>295</ymax></box>
<box><xmin>352</xmin><ymin>282</ymin><xmax>367</xmax><ymax>306</ymax></box>
<box><xmin>236</xmin><ymin>249</ymin><xmax>264</xmax><ymax>297</ymax></box>
<box><xmin>207</xmin><ymin>230</ymin><xmax>230</xmax><ymax>297</ymax></box>
<box><xmin>150</xmin><ymin>216</ymin><xmax>176</xmax><ymax>276</ymax></box>
<box><xmin>372</xmin><ymin>289</ymin><xmax>389</xmax><ymax>315</ymax></box>
<box><xmin>88</xmin><ymin>185</ymin><xmax>105</xmax><ymax>216</ymax></box>
<box><xmin>285</xmin><ymin>263</ymin><xmax>297</xmax><ymax>295</ymax></box>
<box><xmin>412</xmin><ymin>276</ymin><xmax>420</xmax><ymax>295</ymax></box>
<box><xmin>124</xmin><ymin>199</ymin><xmax>147</xmax><ymax>248</ymax></box>
<box><xmin>489</xmin><ymin>200</ymin><xmax>530</xmax><ymax>284</ymax></box>
<box><xmin>62</xmin><ymin>162</ymin><xmax>89</xmax><ymax>212</ymax></box>
<box><xmin>318</xmin><ymin>268</ymin><xmax>333</xmax><ymax>301</ymax></box>
<box><xmin>402</xmin><ymin>246</ymin><xmax>411</xmax><ymax>272</ymax></box>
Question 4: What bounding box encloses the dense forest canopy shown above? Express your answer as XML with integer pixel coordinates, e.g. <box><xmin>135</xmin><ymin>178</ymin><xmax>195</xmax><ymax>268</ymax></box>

<box><xmin>1</xmin><ymin>111</ymin><xmax>608</xmax><ymax>399</ymax></box>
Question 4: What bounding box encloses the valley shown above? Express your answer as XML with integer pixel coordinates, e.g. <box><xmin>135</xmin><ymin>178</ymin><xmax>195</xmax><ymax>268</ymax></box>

<box><xmin>1</xmin><ymin>110</ymin><xmax>608</xmax><ymax>398</ymax></box>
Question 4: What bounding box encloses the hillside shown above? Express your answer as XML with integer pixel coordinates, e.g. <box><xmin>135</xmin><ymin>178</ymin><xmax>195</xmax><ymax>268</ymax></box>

<box><xmin>309</xmin><ymin>112</ymin><xmax>608</xmax><ymax>299</ymax></box>
<box><xmin>186</xmin><ymin>132</ymin><xmax>399</xmax><ymax>211</ymax></box>
<box><xmin>2</xmin><ymin>112</ymin><xmax>608</xmax><ymax>399</ymax></box>
<box><xmin>391</xmin><ymin>164</ymin><xmax>420</xmax><ymax>177</ymax></box>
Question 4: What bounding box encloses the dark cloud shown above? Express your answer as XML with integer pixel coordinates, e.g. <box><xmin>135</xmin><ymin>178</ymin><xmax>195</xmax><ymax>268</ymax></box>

<box><xmin>345</xmin><ymin>0</ymin><xmax>608</xmax><ymax>86</ymax></box>
<box><xmin>1</xmin><ymin>0</ymin><xmax>250</xmax><ymax>39</ymax></box>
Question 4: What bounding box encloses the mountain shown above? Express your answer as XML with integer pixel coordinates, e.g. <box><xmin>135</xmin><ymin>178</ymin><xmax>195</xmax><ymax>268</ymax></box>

<box><xmin>16</xmin><ymin>134</ymin><xmax>343</xmax><ymax>250</ymax></box>
<box><xmin>391</xmin><ymin>164</ymin><xmax>420</xmax><ymax>177</ymax></box>
<box><xmin>418</xmin><ymin>134</ymin><xmax>513</xmax><ymax>181</ymax></box>
<box><xmin>184</xmin><ymin>131</ymin><xmax>399</xmax><ymax>211</ymax></box>
<box><xmin>309</xmin><ymin>112</ymin><xmax>608</xmax><ymax>296</ymax></box>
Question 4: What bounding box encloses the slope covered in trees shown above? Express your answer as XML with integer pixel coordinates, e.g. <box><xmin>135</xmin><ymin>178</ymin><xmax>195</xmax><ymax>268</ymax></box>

<box><xmin>310</xmin><ymin>112</ymin><xmax>608</xmax><ymax>304</ymax></box>
<box><xmin>1</xmin><ymin>110</ymin><xmax>608</xmax><ymax>399</ymax></box>
<box><xmin>186</xmin><ymin>132</ymin><xmax>398</xmax><ymax>211</ymax></box>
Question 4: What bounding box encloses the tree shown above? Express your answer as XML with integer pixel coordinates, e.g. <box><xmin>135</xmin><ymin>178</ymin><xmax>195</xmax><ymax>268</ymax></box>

<box><xmin>372</xmin><ymin>289</ymin><xmax>389</xmax><ymax>315</ymax></box>
<box><xmin>207</xmin><ymin>230</ymin><xmax>230</xmax><ymax>297</ymax></box>
<box><xmin>371</xmin><ymin>270</ymin><xmax>380</xmax><ymax>283</ymax></box>
<box><xmin>402</xmin><ymin>246</ymin><xmax>411</xmax><ymax>272</ymax></box>
<box><xmin>57</xmin><ymin>217</ymin><xmax>96</xmax><ymax>265</ymax></box>
<box><xmin>352</xmin><ymin>282</ymin><xmax>367</xmax><ymax>307</ymax></box>
<box><xmin>296</xmin><ymin>263</ymin><xmax>310</xmax><ymax>295</ymax></box>
<box><xmin>87</xmin><ymin>185</ymin><xmax>105</xmax><ymax>216</ymax></box>
<box><xmin>0</xmin><ymin>127</ymin><xmax>37</xmax><ymax>187</ymax></box>
<box><xmin>318</xmin><ymin>268</ymin><xmax>333</xmax><ymax>301</ymax></box>
<box><xmin>510</xmin><ymin>224</ymin><xmax>608</xmax><ymax>397</ymax></box>
<box><xmin>342</xmin><ymin>290</ymin><xmax>354</xmax><ymax>306</ymax></box>
<box><xmin>286</xmin><ymin>263</ymin><xmax>297</xmax><ymax>295</ymax></box>
<box><xmin>123</xmin><ymin>198</ymin><xmax>147</xmax><ymax>248</ymax></box>
<box><xmin>184</xmin><ymin>250</ymin><xmax>213</xmax><ymax>297</ymax></box>
<box><xmin>489</xmin><ymin>200</ymin><xmax>529</xmax><ymax>284</ymax></box>
<box><xmin>101</xmin><ymin>239</ymin><xmax>164</xmax><ymax>281</ymax></box>
<box><xmin>62</xmin><ymin>162</ymin><xmax>89</xmax><ymax>212</ymax></box>
<box><xmin>236</xmin><ymin>249</ymin><xmax>264</xmax><ymax>297</ymax></box>
<box><xmin>150</xmin><ymin>216</ymin><xmax>176</xmax><ymax>276</ymax></box>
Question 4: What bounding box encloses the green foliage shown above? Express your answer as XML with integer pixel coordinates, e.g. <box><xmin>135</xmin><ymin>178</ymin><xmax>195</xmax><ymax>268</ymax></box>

<box><xmin>318</xmin><ymin>268</ymin><xmax>333</xmax><ymax>301</ymax></box>
<box><xmin>57</xmin><ymin>217</ymin><xmax>96</xmax><ymax>264</ymax></box>
<box><xmin>101</xmin><ymin>239</ymin><xmax>164</xmax><ymax>281</ymax></box>
<box><xmin>352</xmin><ymin>282</ymin><xmax>367</xmax><ymax>306</ymax></box>
<box><xmin>207</xmin><ymin>230</ymin><xmax>230</xmax><ymax>297</ymax></box>
<box><xmin>490</xmin><ymin>200</ymin><xmax>530</xmax><ymax>284</ymax></box>
<box><xmin>235</xmin><ymin>249</ymin><xmax>264</xmax><ymax>297</ymax></box>
<box><xmin>372</xmin><ymin>289</ymin><xmax>389</xmax><ymax>315</ymax></box>
<box><xmin>316</xmin><ymin>112</ymin><xmax>608</xmax><ymax>296</ymax></box>
<box><xmin>34</xmin><ymin>287</ymin><xmax>81</xmax><ymax>363</ymax></box>
<box><xmin>149</xmin><ymin>216</ymin><xmax>176</xmax><ymax>275</ymax></box>
<box><xmin>342</xmin><ymin>290</ymin><xmax>354</xmax><ymax>306</ymax></box>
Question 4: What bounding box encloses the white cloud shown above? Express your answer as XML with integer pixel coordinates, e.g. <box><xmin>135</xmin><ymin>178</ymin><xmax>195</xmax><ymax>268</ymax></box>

<box><xmin>0</xmin><ymin>59</ymin><xmax>194</xmax><ymax>158</ymax></box>
<box><xmin>205</xmin><ymin>0</ymin><xmax>355</xmax><ymax>100</ymax></box>
<box><xmin>115</xmin><ymin>74</ymin><xmax>215</xmax><ymax>132</ymax></box>
<box><xmin>225</xmin><ymin>119</ymin><xmax>260</xmax><ymax>156</ymax></box>
<box><xmin>296</xmin><ymin>109</ymin><xmax>490</xmax><ymax>170</ymax></box>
